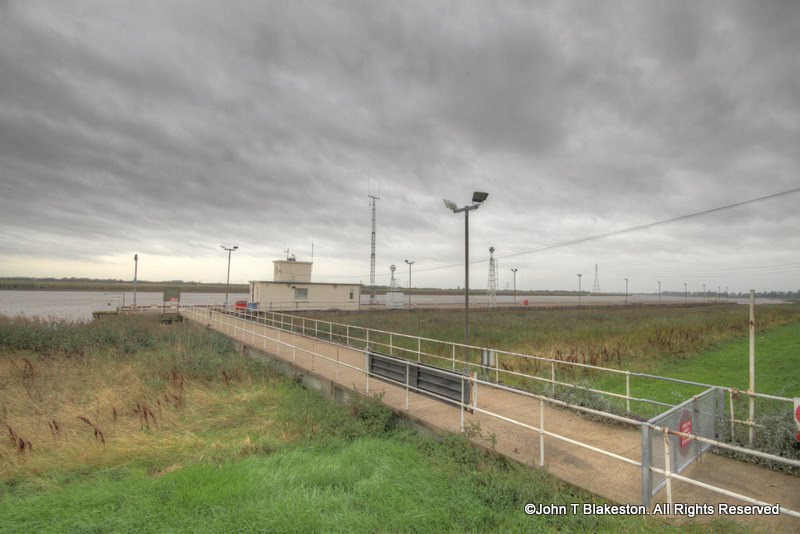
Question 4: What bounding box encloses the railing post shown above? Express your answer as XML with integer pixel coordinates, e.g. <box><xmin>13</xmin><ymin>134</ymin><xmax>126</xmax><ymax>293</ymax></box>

<box><xmin>460</xmin><ymin>376</ymin><xmax>465</xmax><ymax>433</ymax></box>
<box><xmin>346</xmin><ymin>325</ymin><xmax>350</xmax><ymax>346</ymax></box>
<box><xmin>417</xmin><ymin>338</ymin><xmax>421</xmax><ymax>362</ymax></box>
<box><xmin>336</xmin><ymin>347</ymin><xmax>340</xmax><ymax>381</ymax></box>
<box><xmin>550</xmin><ymin>361</ymin><xmax>555</xmax><ymax>396</ymax></box>
<box><xmin>729</xmin><ymin>389</ymin><xmax>736</xmax><ymax>440</ymax></box>
<box><xmin>329</xmin><ymin>322</ymin><xmax>332</xmax><ymax>341</ymax></box>
<box><xmin>474</xmin><ymin>372</ymin><xmax>478</xmax><ymax>411</ymax></box>
<box><xmin>641</xmin><ymin>424</ymin><xmax>652</xmax><ymax>508</ymax></box>
<box><xmin>364</xmin><ymin>350</ymin><xmax>370</xmax><ymax>394</ymax></box>
<box><xmin>495</xmin><ymin>353</ymin><xmax>500</xmax><ymax>383</ymax></box>
<box><xmin>405</xmin><ymin>363</ymin><xmax>410</xmax><ymax>410</ymax></box>
<box><xmin>452</xmin><ymin>344</ymin><xmax>456</xmax><ymax>370</ymax></box>
<box><xmin>390</xmin><ymin>333</ymin><xmax>393</xmax><ymax>356</ymax></box>
<box><xmin>663</xmin><ymin>427</ymin><xmax>673</xmax><ymax>506</ymax></box>
<box><xmin>539</xmin><ymin>397</ymin><xmax>545</xmax><ymax>467</ymax></box>
<box><xmin>626</xmin><ymin>372</ymin><xmax>631</xmax><ymax>413</ymax></box>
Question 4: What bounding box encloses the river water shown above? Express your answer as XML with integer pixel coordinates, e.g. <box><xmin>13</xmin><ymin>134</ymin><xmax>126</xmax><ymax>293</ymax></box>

<box><xmin>0</xmin><ymin>291</ymin><xmax>250</xmax><ymax>322</ymax></box>
<box><xmin>0</xmin><ymin>290</ymin><xmax>763</xmax><ymax>322</ymax></box>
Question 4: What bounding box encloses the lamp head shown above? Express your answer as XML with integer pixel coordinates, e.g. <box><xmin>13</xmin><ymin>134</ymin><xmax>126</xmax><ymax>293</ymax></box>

<box><xmin>443</xmin><ymin>199</ymin><xmax>458</xmax><ymax>211</ymax></box>
<box><xmin>472</xmin><ymin>191</ymin><xmax>489</xmax><ymax>204</ymax></box>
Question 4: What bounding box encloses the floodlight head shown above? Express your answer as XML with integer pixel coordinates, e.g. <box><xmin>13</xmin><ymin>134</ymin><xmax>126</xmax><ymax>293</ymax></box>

<box><xmin>489</xmin><ymin>246</ymin><xmax>495</xmax><ymax>254</ymax></box>
<box><xmin>472</xmin><ymin>191</ymin><xmax>489</xmax><ymax>203</ymax></box>
<box><xmin>390</xmin><ymin>264</ymin><xmax>396</xmax><ymax>272</ymax></box>
<box><xmin>233</xmin><ymin>246</ymin><xmax>239</xmax><ymax>250</ymax></box>
<box><xmin>443</xmin><ymin>199</ymin><xmax>458</xmax><ymax>211</ymax></box>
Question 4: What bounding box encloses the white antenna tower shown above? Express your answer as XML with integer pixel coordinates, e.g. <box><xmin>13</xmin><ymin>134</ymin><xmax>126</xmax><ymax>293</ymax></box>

<box><xmin>487</xmin><ymin>246</ymin><xmax>498</xmax><ymax>308</ymax></box>
<box><xmin>592</xmin><ymin>263</ymin><xmax>601</xmax><ymax>294</ymax></box>
<box><xmin>389</xmin><ymin>264</ymin><xmax>399</xmax><ymax>291</ymax></box>
<box><xmin>368</xmin><ymin>184</ymin><xmax>380</xmax><ymax>305</ymax></box>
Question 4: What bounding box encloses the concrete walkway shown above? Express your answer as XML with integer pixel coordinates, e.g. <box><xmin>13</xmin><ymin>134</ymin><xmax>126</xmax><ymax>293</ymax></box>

<box><xmin>183</xmin><ymin>308</ymin><xmax>800</xmax><ymax>531</ymax></box>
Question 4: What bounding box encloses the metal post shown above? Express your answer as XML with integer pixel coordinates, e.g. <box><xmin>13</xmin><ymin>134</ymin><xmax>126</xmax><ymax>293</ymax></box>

<box><xmin>405</xmin><ymin>363</ymin><xmax>410</xmax><ymax>410</ymax></box>
<box><xmin>460</xmin><ymin>376</ymin><xmax>465</xmax><ymax>433</ymax></box>
<box><xmin>626</xmin><ymin>372</ymin><xmax>631</xmax><ymax>413</ymax></box>
<box><xmin>663</xmin><ymin>428</ymin><xmax>673</xmax><ymax>506</ymax></box>
<box><xmin>405</xmin><ymin>259</ymin><xmax>414</xmax><ymax>307</ymax></box>
<box><xmin>641</xmin><ymin>424</ymin><xmax>652</xmax><ymax>507</ymax></box>
<box><xmin>417</xmin><ymin>338</ymin><xmax>421</xmax><ymax>362</ymax></box>
<box><xmin>657</xmin><ymin>281</ymin><xmax>661</xmax><ymax>305</ymax></box>
<box><xmin>749</xmin><ymin>289</ymin><xmax>755</xmax><ymax>447</ymax></box>
<box><xmin>550</xmin><ymin>361</ymin><xmax>555</xmax><ymax>396</ymax></box>
<box><xmin>577</xmin><ymin>273</ymin><xmax>582</xmax><ymax>306</ymax></box>
<box><xmin>539</xmin><ymin>397</ymin><xmax>545</xmax><ymax>466</ymax></box>
<box><xmin>511</xmin><ymin>268</ymin><xmax>518</xmax><ymax>304</ymax></box>
<box><xmin>464</xmin><ymin>207</ymin><xmax>470</xmax><ymax>371</ymax></box>
<box><xmin>625</xmin><ymin>278</ymin><xmax>628</xmax><ymax>305</ymax></box>
<box><xmin>133</xmin><ymin>254</ymin><xmax>138</xmax><ymax>307</ymax></box>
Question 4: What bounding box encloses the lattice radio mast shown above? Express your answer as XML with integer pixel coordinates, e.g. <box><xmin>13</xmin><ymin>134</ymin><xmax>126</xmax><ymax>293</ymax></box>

<box><xmin>592</xmin><ymin>263</ymin><xmax>601</xmax><ymax>294</ymax></box>
<box><xmin>487</xmin><ymin>246</ymin><xmax>498</xmax><ymax>308</ymax></box>
<box><xmin>368</xmin><ymin>190</ymin><xmax>380</xmax><ymax>305</ymax></box>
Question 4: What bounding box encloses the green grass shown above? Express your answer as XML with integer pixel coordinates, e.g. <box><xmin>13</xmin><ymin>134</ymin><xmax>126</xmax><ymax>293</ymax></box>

<box><xmin>3</xmin><ymin>315</ymin><xmax>728</xmax><ymax>533</ymax></box>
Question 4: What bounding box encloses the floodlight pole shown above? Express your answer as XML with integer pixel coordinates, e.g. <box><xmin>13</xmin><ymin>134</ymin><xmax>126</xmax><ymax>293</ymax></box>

<box><xmin>511</xmin><ymin>268</ymin><xmax>518</xmax><ymax>304</ymax></box>
<box><xmin>444</xmin><ymin>193</ymin><xmax>488</xmax><ymax>372</ymax></box>
<box><xmin>657</xmin><ymin>280</ymin><xmax>661</xmax><ymax>305</ymax></box>
<box><xmin>221</xmin><ymin>245</ymin><xmax>238</xmax><ymax>308</ymax></box>
<box><xmin>624</xmin><ymin>278</ymin><xmax>628</xmax><ymax>305</ymax></box>
<box><xmin>577</xmin><ymin>274</ymin><xmax>582</xmax><ymax>306</ymax></box>
<box><xmin>404</xmin><ymin>259</ymin><xmax>414</xmax><ymax>307</ymax></box>
<box><xmin>684</xmin><ymin>282</ymin><xmax>688</xmax><ymax>303</ymax></box>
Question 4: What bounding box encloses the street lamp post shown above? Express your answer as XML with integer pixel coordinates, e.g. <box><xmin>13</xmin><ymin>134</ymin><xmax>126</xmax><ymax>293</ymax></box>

<box><xmin>444</xmin><ymin>192</ymin><xmax>489</xmax><ymax>371</ymax></box>
<box><xmin>577</xmin><ymin>274</ymin><xmax>582</xmax><ymax>306</ymax></box>
<box><xmin>718</xmin><ymin>285</ymin><xmax>721</xmax><ymax>303</ymax></box>
<box><xmin>511</xmin><ymin>268</ymin><xmax>518</xmax><ymax>304</ymax></box>
<box><xmin>624</xmin><ymin>278</ymin><xmax>629</xmax><ymax>305</ymax></box>
<box><xmin>133</xmin><ymin>254</ymin><xmax>138</xmax><ymax>307</ymax></box>
<box><xmin>703</xmin><ymin>283</ymin><xmax>706</xmax><ymax>303</ymax></box>
<box><xmin>657</xmin><ymin>280</ymin><xmax>661</xmax><ymax>304</ymax></box>
<box><xmin>684</xmin><ymin>282</ymin><xmax>688</xmax><ymax>303</ymax></box>
<box><xmin>220</xmin><ymin>245</ymin><xmax>238</xmax><ymax>308</ymax></box>
<box><xmin>404</xmin><ymin>259</ymin><xmax>414</xmax><ymax>307</ymax></box>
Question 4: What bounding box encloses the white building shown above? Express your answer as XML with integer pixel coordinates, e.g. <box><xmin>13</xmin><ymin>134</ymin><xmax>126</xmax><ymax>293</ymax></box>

<box><xmin>249</xmin><ymin>259</ymin><xmax>361</xmax><ymax>311</ymax></box>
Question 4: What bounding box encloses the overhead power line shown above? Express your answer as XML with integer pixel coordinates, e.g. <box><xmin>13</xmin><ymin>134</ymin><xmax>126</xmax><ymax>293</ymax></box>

<box><xmin>318</xmin><ymin>186</ymin><xmax>800</xmax><ymax>280</ymax></box>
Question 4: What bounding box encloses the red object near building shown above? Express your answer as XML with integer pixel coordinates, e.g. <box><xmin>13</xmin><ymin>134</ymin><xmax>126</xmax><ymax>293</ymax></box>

<box><xmin>235</xmin><ymin>300</ymin><xmax>248</xmax><ymax>309</ymax></box>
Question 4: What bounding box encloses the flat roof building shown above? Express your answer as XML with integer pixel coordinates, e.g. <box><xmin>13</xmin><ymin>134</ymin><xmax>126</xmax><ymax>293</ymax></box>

<box><xmin>249</xmin><ymin>259</ymin><xmax>360</xmax><ymax>311</ymax></box>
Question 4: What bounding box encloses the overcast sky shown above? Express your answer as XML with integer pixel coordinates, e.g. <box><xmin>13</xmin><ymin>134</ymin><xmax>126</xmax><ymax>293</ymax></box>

<box><xmin>1</xmin><ymin>1</ymin><xmax>798</xmax><ymax>294</ymax></box>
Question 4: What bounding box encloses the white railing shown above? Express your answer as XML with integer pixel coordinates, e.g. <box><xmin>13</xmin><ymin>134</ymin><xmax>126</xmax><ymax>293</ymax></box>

<box><xmin>181</xmin><ymin>305</ymin><xmax>800</xmax><ymax>520</ymax></box>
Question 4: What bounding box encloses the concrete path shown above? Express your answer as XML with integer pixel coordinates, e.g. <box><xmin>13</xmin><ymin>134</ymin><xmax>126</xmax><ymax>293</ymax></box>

<box><xmin>184</xmin><ymin>308</ymin><xmax>800</xmax><ymax>531</ymax></box>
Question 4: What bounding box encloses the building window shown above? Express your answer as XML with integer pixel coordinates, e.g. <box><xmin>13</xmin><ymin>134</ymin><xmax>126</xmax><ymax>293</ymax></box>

<box><xmin>349</xmin><ymin>290</ymin><xmax>354</xmax><ymax>300</ymax></box>
<box><xmin>294</xmin><ymin>288</ymin><xmax>308</xmax><ymax>300</ymax></box>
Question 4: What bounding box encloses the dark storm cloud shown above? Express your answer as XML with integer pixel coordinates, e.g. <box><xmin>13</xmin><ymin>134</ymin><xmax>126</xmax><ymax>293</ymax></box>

<box><xmin>0</xmin><ymin>0</ymin><xmax>798</xmax><ymax>288</ymax></box>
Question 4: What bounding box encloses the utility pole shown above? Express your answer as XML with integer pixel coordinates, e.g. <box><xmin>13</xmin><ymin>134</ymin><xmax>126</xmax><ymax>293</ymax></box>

<box><xmin>624</xmin><ymin>278</ymin><xmax>629</xmax><ymax>305</ymax></box>
<box><xmin>221</xmin><ymin>245</ymin><xmax>238</xmax><ymax>307</ymax></box>
<box><xmin>404</xmin><ymin>259</ymin><xmax>414</xmax><ymax>307</ymax></box>
<box><xmin>511</xmin><ymin>268</ymin><xmax>518</xmax><ymax>304</ymax></box>
<box><xmin>684</xmin><ymin>282</ymin><xmax>688</xmax><ymax>303</ymax></box>
<box><xmin>577</xmin><ymin>274</ymin><xmax>582</xmax><ymax>306</ymax></box>
<box><xmin>657</xmin><ymin>280</ymin><xmax>661</xmax><ymax>304</ymax></box>
<box><xmin>369</xmin><ymin>194</ymin><xmax>379</xmax><ymax>305</ymax></box>
<box><xmin>133</xmin><ymin>254</ymin><xmax>138</xmax><ymax>307</ymax></box>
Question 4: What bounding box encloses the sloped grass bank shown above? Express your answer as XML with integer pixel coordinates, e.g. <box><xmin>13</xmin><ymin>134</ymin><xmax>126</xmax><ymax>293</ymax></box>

<box><xmin>0</xmin><ymin>316</ymin><xmax>732</xmax><ymax>533</ymax></box>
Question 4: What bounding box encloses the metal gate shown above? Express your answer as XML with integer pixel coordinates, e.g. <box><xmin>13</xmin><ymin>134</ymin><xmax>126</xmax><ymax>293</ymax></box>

<box><xmin>642</xmin><ymin>387</ymin><xmax>723</xmax><ymax>504</ymax></box>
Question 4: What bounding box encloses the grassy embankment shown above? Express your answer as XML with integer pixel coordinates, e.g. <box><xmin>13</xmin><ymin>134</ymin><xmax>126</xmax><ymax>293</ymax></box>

<box><xmin>0</xmin><ymin>315</ymin><xmax>710</xmax><ymax>533</ymax></box>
